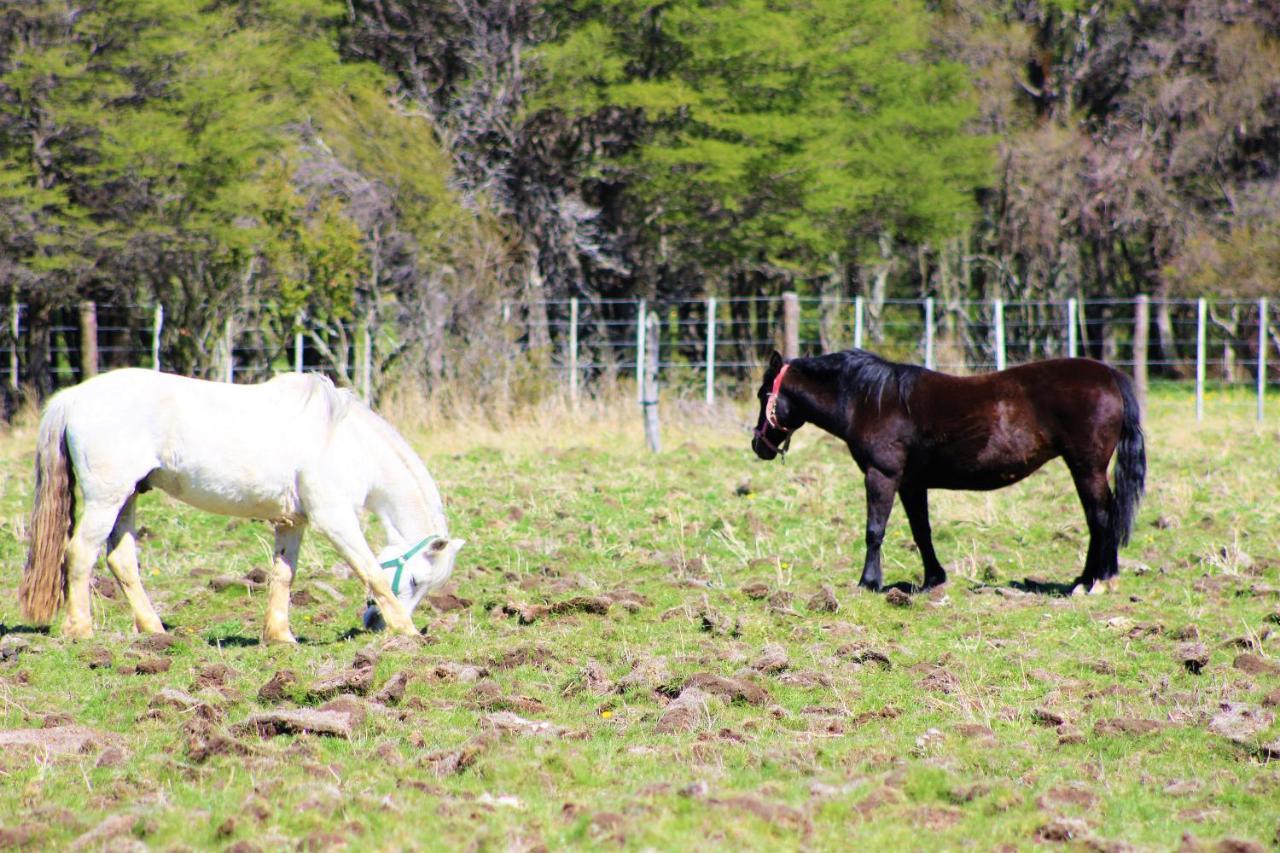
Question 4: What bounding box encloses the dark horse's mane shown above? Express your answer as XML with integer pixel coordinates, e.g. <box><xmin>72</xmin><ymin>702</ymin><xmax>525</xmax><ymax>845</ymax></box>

<box><xmin>798</xmin><ymin>349</ymin><xmax>926</xmax><ymax>411</ymax></box>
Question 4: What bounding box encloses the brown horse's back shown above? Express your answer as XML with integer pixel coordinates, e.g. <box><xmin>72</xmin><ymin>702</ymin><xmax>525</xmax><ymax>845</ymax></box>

<box><xmin>905</xmin><ymin>359</ymin><xmax>1124</xmax><ymax>491</ymax></box>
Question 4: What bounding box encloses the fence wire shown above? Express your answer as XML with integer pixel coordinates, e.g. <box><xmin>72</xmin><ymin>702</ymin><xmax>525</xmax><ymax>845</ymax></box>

<box><xmin>3</xmin><ymin>297</ymin><xmax>1277</xmax><ymax>420</ymax></box>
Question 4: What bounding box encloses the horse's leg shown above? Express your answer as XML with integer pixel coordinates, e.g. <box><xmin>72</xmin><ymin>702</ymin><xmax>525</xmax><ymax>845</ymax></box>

<box><xmin>899</xmin><ymin>485</ymin><xmax>946</xmax><ymax>589</ymax></box>
<box><xmin>62</xmin><ymin>500</ymin><xmax>127</xmax><ymax>639</ymax></box>
<box><xmin>857</xmin><ymin>467</ymin><xmax>900</xmax><ymax>592</ymax></box>
<box><xmin>1068</xmin><ymin>463</ymin><xmax>1114</xmax><ymax>596</ymax></box>
<box><xmin>103</xmin><ymin>494</ymin><xmax>165</xmax><ymax>634</ymax></box>
<box><xmin>309</xmin><ymin>509</ymin><xmax>418</xmax><ymax>636</ymax></box>
<box><xmin>262</xmin><ymin>524</ymin><xmax>304</xmax><ymax>645</ymax></box>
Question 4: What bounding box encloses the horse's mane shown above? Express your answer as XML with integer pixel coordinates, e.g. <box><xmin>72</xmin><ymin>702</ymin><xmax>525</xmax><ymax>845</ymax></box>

<box><xmin>267</xmin><ymin>373</ymin><xmax>353</xmax><ymax>432</ymax></box>
<box><xmin>800</xmin><ymin>349</ymin><xmax>925</xmax><ymax>411</ymax></box>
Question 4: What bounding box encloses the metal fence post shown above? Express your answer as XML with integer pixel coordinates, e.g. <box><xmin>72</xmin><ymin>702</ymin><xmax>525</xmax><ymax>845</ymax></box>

<box><xmin>151</xmin><ymin>304</ymin><xmax>163</xmax><ymax>371</ymax></box>
<box><xmin>8</xmin><ymin>298</ymin><xmax>18</xmax><ymax>389</ymax></box>
<box><xmin>568</xmin><ymin>297</ymin><xmax>579</xmax><ymax>406</ymax></box>
<box><xmin>1067</xmin><ymin>298</ymin><xmax>1078</xmax><ymax>358</ymax></box>
<box><xmin>994</xmin><ymin>299</ymin><xmax>1006</xmax><ymax>370</ymax></box>
<box><xmin>924</xmin><ymin>297</ymin><xmax>935</xmax><ymax>369</ymax></box>
<box><xmin>294</xmin><ymin>316</ymin><xmax>304</xmax><ymax>373</ymax></box>
<box><xmin>1195</xmin><ymin>297</ymin><xmax>1206</xmax><ymax>422</ymax></box>
<box><xmin>635</xmin><ymin>298</ymin><xmax>646</xmax><ymax>403</ymax></box>
<box><xmin>1133</xmin><ymin>295</ymin><xmax>1149</xmax><ymax>411</ymax></box>
<box><xmin>1259</xmin><ymin>297</ymin><xmax>1268</xmax><ymax>423</ymax></box>
<box><xmin>224</xmin><ymin>318</ymin><xmax>235</xmax><ymax>383</ymax></box>
<box><xmin>854</xmin><ymin>296</ymin><xmax>864</xmax><ymax>350</ymax></box>
<box><xmin>642</xmin><ymin>310</ymin><xmax>661</xmax><ymax>452</ymax></box>
<box><xmin>705</xmin><ymin>297</ymin><xmax>716</xmax><ymax>405</ymax></box>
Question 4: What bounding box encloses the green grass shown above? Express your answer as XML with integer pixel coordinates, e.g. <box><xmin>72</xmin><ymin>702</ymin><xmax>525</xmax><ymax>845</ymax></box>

<box><xmin>1</xmin><ymin>385</ymin><xmax>1279</xmax><ymax>850</ymax></box>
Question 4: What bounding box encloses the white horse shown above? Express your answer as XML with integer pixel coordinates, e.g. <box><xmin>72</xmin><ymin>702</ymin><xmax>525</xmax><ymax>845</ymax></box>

<box><xmin>19</xmin><ymin>368</ymin><xmax>463</xmax><ymax>643</ymax></box>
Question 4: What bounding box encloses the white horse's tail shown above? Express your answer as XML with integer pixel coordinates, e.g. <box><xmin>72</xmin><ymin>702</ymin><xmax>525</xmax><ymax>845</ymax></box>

<box><xmin>20</xmin><ymin>398</ymin><xmax>75</xmax><ymax>623</ymax></box>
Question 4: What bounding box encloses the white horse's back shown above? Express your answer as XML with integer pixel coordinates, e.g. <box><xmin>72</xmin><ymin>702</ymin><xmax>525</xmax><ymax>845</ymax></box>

<box><xmin>55</xmin><ymin>369</ymin><xmax>353</xmax><ymax>521</ymax></box>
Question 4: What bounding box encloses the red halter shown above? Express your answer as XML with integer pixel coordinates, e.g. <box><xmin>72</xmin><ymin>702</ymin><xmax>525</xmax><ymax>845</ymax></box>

<box><xmin>755</xmin><ymin>363</ymin><xmax>793</xmax><ymax>458</ymax></box>
<box><xmin>764</xmin><ymin>363</ymin><xmax>791</xmax><ymax>429</ymax></box>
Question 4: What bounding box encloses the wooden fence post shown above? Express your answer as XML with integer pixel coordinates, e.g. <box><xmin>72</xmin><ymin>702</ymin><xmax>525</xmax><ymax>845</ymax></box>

<box><xmin>568</xmin><ymin>297</ymin><xmax>579</xmax><ymax>406</ymax></box>
<box><xmin>78</xmin><ymin>301</ymin><xmax>98</xmax><ymax>380</ymax></box>
<box><xmin>1195</xmin><ymin>297</ymin><xmax>1206</xmax><ymax>422</ymax></box>
<box><xmin>705</xmin><ymin>297</ymin><xmax>716</xmax><ymax>405</ymax></box>
<box><xmin>994</xmin><ymin>299</ymin><xmax>1006</xmax><ymax>370</ymax></box>
<box><xmin>1259</xmin><ymin>297</ymin><xmax>1268</xmax><ymax>423</ymax></box>
<box><xmin>782</xmin><ymin>292</ymin><xmax>800</xmax><ymax>358</ymax></box>
<box><xmin>151</xmin><ymin>304</ymin><xmax>163</xmax><ymax>371</ymax></box>
<box><xmin>1133</xmin><ymin>295</ymin><xmax>1149</xmax><ymax>412</ymax></box>
<box><xmin>642</xmin><ymin>310</ymin><xmax>661</xmax><ymax>452</ymax></box>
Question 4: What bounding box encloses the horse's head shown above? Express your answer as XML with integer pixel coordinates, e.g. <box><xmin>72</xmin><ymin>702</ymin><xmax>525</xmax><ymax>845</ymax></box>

<box><xmin>362</xmin><ymin>536</ymin><xmax>466</xmax><ymax>631</ymax></box>
<box><xmin>752</xmin><ymin>350</ymin><xmax>799</xmax><ymax>461</ymax></box>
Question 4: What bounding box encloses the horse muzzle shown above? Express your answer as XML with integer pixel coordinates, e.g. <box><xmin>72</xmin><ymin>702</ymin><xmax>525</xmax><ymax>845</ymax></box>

<box><xmin>362</xmin><ymin>604</ymin><xmax>386</xmax><ymax>632</ymax></box>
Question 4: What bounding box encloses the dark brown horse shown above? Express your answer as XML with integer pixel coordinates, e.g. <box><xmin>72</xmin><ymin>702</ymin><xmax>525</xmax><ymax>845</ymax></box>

<box><xmin>751</xmin><ymin>349</ymin><xmax>1145</xmax><ymax>595</ymax></box>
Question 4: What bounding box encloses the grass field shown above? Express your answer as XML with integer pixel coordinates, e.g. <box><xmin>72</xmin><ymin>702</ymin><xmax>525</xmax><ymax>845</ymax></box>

<box><xmin>1</xmin><ymin>384</ymin><xmax>1279</xmax><ymax>850</ymax></box>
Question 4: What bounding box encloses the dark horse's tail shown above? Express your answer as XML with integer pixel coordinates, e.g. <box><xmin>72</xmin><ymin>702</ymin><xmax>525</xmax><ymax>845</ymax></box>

<box><xmin>1109</xmin><ymin>368</ymin><xmax>1146</xmax><ymax>547</ymax></box>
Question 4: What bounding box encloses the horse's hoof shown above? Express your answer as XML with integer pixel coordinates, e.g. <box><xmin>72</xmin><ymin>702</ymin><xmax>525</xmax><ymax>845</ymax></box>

<box><xmin>857</xmin><ymin>580</ymin><xmax>882</xmax><ymax>593</ymax></box>
<box><xmin>262</xmin><ymin>633</ymin><xmax>298</xmax><ymax>645</ymax></box>
<box><xmin>1104</xmin><ymin>577</ymin><xmax>1120</xmax><ymax>593</ymax></box>
<box><xmin>1070</xmin><ymin>582</ymin><xmax>1089</xmax><ymax>597</ymax></box>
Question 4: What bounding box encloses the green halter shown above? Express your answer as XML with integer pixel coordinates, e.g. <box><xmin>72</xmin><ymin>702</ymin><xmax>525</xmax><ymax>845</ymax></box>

<box><xmin>379</xmin><ymin>535</ymin><xmax>441</xmax><ymax>595</ymax></box>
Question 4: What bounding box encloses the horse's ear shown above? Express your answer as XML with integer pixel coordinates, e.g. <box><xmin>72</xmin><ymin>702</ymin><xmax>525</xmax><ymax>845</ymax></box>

<box><xmin>768</xmin><ymin>350</ymin><xmax>783</xmax><ymax>371</ymax></box>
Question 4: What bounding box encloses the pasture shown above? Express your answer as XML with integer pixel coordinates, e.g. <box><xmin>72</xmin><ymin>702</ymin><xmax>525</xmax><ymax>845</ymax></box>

<box><xmin>1</xmin><ymin>385</ymin><xmax>1279</xmax><ymax>850</ymax></box>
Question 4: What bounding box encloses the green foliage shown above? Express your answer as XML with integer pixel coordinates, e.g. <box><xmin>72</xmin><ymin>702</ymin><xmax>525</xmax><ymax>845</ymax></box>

<box><xmin>536</xmin><ymin>0</ymin><xmax>994</xmax><ymax>281</ymax></box>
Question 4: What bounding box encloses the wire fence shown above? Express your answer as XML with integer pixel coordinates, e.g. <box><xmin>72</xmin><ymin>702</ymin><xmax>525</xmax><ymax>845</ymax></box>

<box><xmin>2</xmin><ymin>295</ymin><xmax>1277</xmax><ymax>420</ymax></box>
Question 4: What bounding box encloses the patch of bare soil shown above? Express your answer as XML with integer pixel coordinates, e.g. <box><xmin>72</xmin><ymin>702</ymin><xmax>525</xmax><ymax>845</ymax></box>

<box><xmin>0</xmin><ymin>823</ymin><xmax>48</xmax><ymax>849</ymax></box>
<box><xmin>1031</xmin><ymin>708</ymin><xmax>1069</xmax><ymax>727</ymax></box>
<box><xmin>777</xmin><ymin>671</ymin><xmax>832</xmax><ymax>688</ymax></box>
<box><xmin>1177</xmin><ymin>643</ymin><xmax>1211</xmax><ymax>674</ymax></box>
<box><xmin>470</xmin><ymin>679</ymin><xmax>546</xmax><ymax>715</ymax></box>
<box><xmin>372</xmin><ymin>671</ymin><xmax>409</xmax><ymax>705</ymax></box>
<box><xmin>1207</xmin><ymin>702</ymin><xmax>1275</xmax><ymax>749</ymax></box>
<box><xmin>884</xmin><ymin>588</ymin><xmax>912</xmax><ymax>608</ymax></box>
<box><xmin>83</xmin><ymin>647</ymin><xmax>113</xmax><ymax>670</ymax></box>
<box><xmin>741</xmin><ymin>581</ymin><xmax>771</xmax><ymax>600</ymax></box>
<box><xmin>421</xmin><ymin>736</ymin><xmax>492</xmax><ymax>777</ymax></box>
<box><xmin>1037</xmin><ymin>784</ymin><xmax>1098</xmax><ymax>810</ymax></box>
<box><xmin>1035</xmin><ymin>818</ymin><xmax>1092</xmax><ymax>843</ymax></box>
<box><xmin>682</xmin><ymin>673</ymin><xmax>770</xmax><ymax>705</ymax></box>
<box><xmin>480</xmin><ymin>710</ymin><xmax>568</xmax><ymax>738</ymax></box>
<box><xmin>490</xmin><ymin>644</ymin><xmax>556</xmax><ymax>670</ymax></box>
<box><xmin>234</xmin><ymin>708</ymin><xmax>357</xmax><ymax>739</ymax></box>
<box><xmin>184</xmin><ymin>719</ymin><xmax>253</xmax><ymax>763</ymax></box>
<box><xmin>746</xmin><ymin>643</ymin><xmax>789</xmax><ymax>674</ymax></box>
<box><xmin>432</xmin><ymin>661</ymin><xmax>490</xmax><ymax>683</ymax></box>
<box><xmin>69</xmin><ymin>814</ymin><xmax>139</xmax><ymax>851</ymax></box>
<box><xmin>836</xmin><ymin>643</ymin><xmax>892</xmax><ymax>670</ymax></box>
<box><xmin>711</xmin><ymin>796</ymin><xmax>811</xmax><ymax>833</ymax></box>
<box><xmin>1233</xmin><ymin>654</ymin><xmax>1280</xmax><ymax>677</ymax></box>
<box><xmin>0</xmin><ymin>726</ymin><xmax>120</xmax><ymax>757</ymax></box>
<box><xmin>118</xmin><ymin>656</ymin><xmax>170</xmax><ymax>675</ymax></box>
<box><xmin>910</xmin><ymin>806</ymin><xmax>963</xmax><ymax>830</ymax></box>
<box><xmin>915</xmin><ymin>665</ymin><xmax>959</xmax><ymax>694</ymax></box>
<box><xmin>257</xmin><ymin>670</ymin><xmax>298</xmax><ymax>703</ymax></box>
<box><xmin>310</xmin><ymin>651</ymin><xmax>377</xmax><ymax>698</ymax></box>
<box><xmin>697</xmin><ymin>605</ymin><xmax>741</xmax><ymax>638</ymax></box>
<box><xmin>193</xmin><ymin>663</ymin><xmax>235</xmax><ymax>691</ymax></box>
<box><xmin>806</xmin><ymin>585</ymin><xmax>840</xmax><ymax>613</ymax></box>
<box><xmin>1093</xmin><ymin>718</ymin><xmax>1164</xmax><ymax>736</ymax></box>
<box><xmin>656</xmin><ymin>688</ymin><xmax>710</xmax><ymax>734</ymax></box>
<box><xmin>616</xmin><ymin>656</ymin><xmax>672</xmax><ymax>693</ymax></box>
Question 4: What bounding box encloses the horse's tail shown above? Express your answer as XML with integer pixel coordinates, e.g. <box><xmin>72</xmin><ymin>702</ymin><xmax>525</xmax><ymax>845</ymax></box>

<box><xmin>1109</xmin><ymin>368</ymin><xmax>1146</xmax><ymax>548</ymax></box>
<box><xmin>20</xmin><ymin>397</ymin><xmax>75</xmax><ymax>623</ymax></box>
